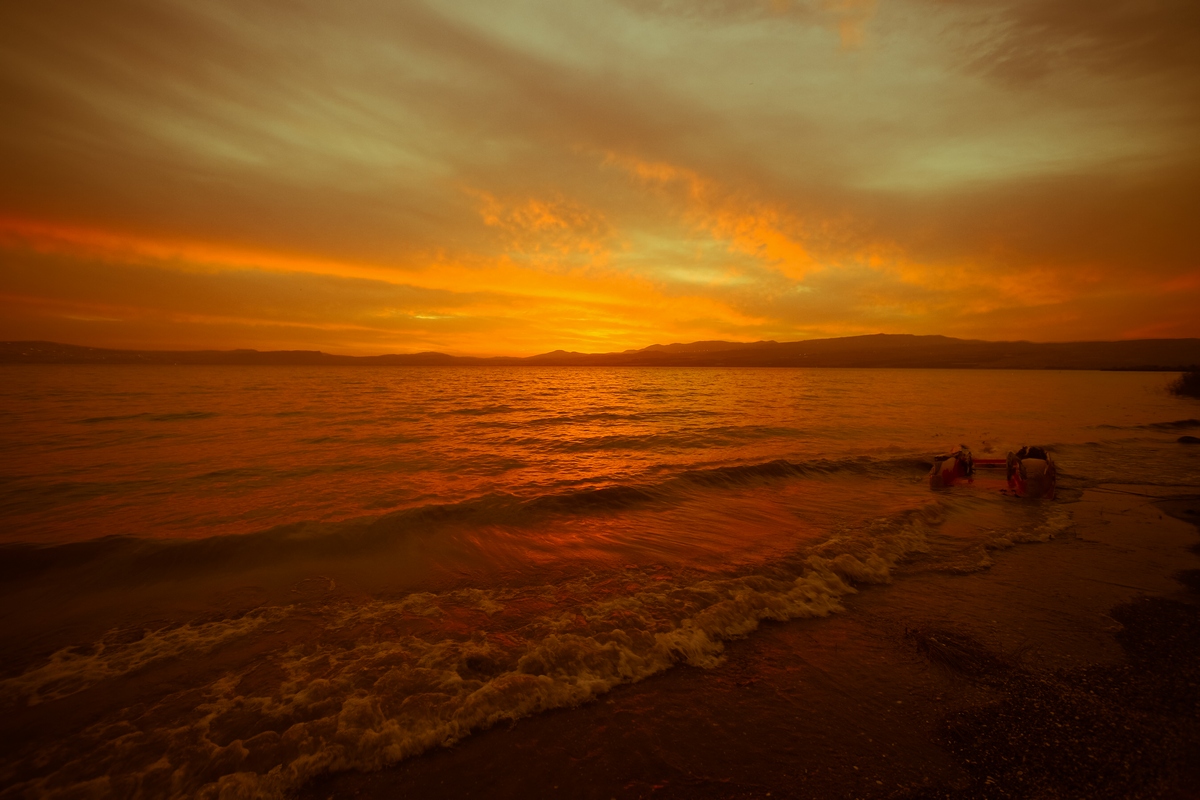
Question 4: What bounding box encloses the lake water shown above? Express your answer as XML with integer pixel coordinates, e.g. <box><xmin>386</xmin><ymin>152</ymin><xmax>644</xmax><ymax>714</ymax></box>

<box><xmin>1</xmin><ymin>366</ymin><xmax>1197</xmax><ymax>798</ymax></box>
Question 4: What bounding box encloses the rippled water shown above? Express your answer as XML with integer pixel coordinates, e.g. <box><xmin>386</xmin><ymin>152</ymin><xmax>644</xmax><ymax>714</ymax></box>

<box><xmin>1</xmin><ymin>366</ymin><xmax>1197</xmax><ymax>798</ymax></box>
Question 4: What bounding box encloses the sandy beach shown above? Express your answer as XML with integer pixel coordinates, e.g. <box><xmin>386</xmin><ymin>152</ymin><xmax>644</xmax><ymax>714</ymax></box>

<box><xmin>298</xmin><ymin>486</ymin><xmax>1200</xmax><ymax>800</ymax></box>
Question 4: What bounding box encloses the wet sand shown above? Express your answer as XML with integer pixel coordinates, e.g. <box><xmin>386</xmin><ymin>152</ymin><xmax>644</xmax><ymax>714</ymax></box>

<box><xmin>297</xmin><ymin>487</ymin><xmax>1200</xmax><ymax>800</ymax></box>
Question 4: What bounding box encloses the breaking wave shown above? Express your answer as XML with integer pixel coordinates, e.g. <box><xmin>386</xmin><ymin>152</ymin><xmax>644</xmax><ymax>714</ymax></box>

<box><xmin>0</xmin><ymin>505</ymin><xmax>944</xmax><ymax>799</ymax></box>
<box><xmin>5</xmin><ymin>366</ymin><xmax>1179</xmax><ymax>799</ymax></box>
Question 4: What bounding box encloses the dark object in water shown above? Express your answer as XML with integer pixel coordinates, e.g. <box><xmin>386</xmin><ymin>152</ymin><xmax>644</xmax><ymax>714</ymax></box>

<box><xmin>905</xmin><ymin>625</ymin><xmax>1011</xmax><ymax>678</ymax></box>
<box><xmin>1168</xmin><ymin>369</ymin><xmax>1200</xmax><ymax>398</ymax></box>
<box><xmin>1006</xmin><ymin>445</ymin><xmax>1056</xmax><ymax>499</ymax></box>
<box><xmin>1180</xmin><ymin>435</ymin><xmax>1200</xmax><ymax>444</ymax></box>
<box><xmin>1176</xmin><ymin>569</ymin><xmax>1200</xmax><ymax>594</ymax></box>
<box><xmin>929</xmin><ymin>447</ymin><xmax>973</xmax><ymax>488</ymax></box>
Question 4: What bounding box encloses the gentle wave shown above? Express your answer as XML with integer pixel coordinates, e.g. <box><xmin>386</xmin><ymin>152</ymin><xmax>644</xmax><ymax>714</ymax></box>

<box><xmin>76</xmin><ymin>411</ymin><xmax>219</xmax><ymax>425</ymax></box>
<box><xmin>499</xmin><ymin>426</ymin><xmax>808</xmax><ymax>453</ymax></box>
<box><xmin>1094</xmin><ymin>418</ymin><xmax>1200</xmax><ymax>431</ymax></box>
<box><xmin>0</xmin><ymin>455</ymin><xmax>931</xmax><ymax>583</ymax></box>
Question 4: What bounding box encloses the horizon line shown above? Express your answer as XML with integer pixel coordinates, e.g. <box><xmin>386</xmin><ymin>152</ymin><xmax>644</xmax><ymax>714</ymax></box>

<box><xmin>5</xmin><ymin>332</ymin><xmax>1200</xmax><ymax>362</ymax></box>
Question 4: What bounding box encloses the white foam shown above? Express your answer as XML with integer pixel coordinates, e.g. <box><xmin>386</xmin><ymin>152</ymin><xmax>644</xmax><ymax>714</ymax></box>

<box><xmin>988</xmin><ymin>507</ymin><xmax>1074</xmax><ymax>549</ymax></box>
<box><xmin>2</xmin><ymin>507</ymin><xmax>941</xmax><ymax>799</ymax></box>
<box><xmin>0</xmin><ymin>608</ymin><xmax>286</xmax><ymax>707</ymax></box>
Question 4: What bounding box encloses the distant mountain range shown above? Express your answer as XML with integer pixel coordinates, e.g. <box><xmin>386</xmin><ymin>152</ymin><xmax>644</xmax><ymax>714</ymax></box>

<box><xmin>3</xmin><ymin>335</ymin><xmax>1199</xmax><ymax>370</ymax></box>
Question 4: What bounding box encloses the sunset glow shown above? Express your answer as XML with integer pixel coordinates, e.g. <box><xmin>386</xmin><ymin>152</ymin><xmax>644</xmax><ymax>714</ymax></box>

<box><xmin>2</xmin><ymin>0</ymin><xmax>1198</xmax><ymax>354</ymax></box>
<box><xmin>5</xmin><ymin>6</ymin><xmax>1200</xmax><ymax>796</ymax></box>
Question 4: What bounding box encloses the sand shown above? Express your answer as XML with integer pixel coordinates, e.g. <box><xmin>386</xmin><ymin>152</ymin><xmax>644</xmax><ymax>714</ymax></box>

<box><xmin>297</xmin><ymin>487</ymin><xmax>1200</xmax><ymax>800</ymax></box>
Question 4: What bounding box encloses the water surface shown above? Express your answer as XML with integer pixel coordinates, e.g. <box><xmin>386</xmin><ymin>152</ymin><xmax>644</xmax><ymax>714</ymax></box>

<box><xmin>0</xmin><ymin>366</ymin><xmax>1196</xmax><ymax>798</ymax></box>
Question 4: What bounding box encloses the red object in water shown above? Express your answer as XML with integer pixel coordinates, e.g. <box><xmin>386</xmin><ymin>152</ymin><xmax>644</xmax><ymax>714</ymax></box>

<box><xmin>930</xmin><ymin>449</ymin><xmax>1056</xmax><ymax>498</ymax></box>
<box><xmin>1006</xmin><ymin>448</ymin><xmax>1057</xmax><ymax>499</ymax></box>
<box><xmin>929</xmin><ymin>449</ymin><xmax>973</xmax><ymax>488</ymax></box>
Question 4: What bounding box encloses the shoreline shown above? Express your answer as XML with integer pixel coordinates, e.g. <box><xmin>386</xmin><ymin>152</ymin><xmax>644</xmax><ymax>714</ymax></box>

<box><xmin>297</xmin><ymin>487</ymin><xmax>1200</xmax><ymax>799</ymax></box>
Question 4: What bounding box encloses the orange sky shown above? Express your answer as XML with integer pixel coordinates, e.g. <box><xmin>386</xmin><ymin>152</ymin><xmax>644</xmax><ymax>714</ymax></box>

<box><xmin>1</xmin><ymin>0</ymin><xmax>1198</xmax><ymax>355</ymax></box>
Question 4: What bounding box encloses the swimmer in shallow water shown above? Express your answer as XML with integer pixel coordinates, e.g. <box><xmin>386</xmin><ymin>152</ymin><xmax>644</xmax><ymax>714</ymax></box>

<box><xmin>1006</xmin><ymin>446</ymin><xmax>1056</xmax><ymax>498</ymax></box>
<box><xmin>930</xmin><ymin>447</ymin><xmax>973</xmax><ymax>489</ymax></box>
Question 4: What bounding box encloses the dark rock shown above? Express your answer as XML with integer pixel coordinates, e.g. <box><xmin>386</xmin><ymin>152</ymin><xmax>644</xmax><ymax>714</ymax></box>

<box><xmin>1179</xmin><ymin>436</ymin><xmax>1200</xmax><ymax>444</ymax></box>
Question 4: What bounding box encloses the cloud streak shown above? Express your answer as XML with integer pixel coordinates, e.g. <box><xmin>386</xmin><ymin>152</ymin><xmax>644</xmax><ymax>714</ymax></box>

<box><xmin>0</xmin><ymin>0</ymin><xmax>1196</xmax><ymax>353</ymax></box>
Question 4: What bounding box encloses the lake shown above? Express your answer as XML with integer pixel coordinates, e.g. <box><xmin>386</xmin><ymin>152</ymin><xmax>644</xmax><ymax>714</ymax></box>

<box><xmin>1</xmin><ymin>366</ymin><xmax>1196</xmax><ymax>797</ymax></box>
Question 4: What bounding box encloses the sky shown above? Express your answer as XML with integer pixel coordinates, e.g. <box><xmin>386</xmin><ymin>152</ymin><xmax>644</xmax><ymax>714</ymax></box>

<box><xmin>1</xmin><ymin>0</ymin><xmax>1198</xmax><ymax>356</ymax></box>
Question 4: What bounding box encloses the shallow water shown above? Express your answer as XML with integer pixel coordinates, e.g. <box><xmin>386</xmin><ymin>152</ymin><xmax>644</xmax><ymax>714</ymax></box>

<box><xmin>0</xmin><ymin>366</ymin><xmax>1197</xmax><ymax>798</ymax></box>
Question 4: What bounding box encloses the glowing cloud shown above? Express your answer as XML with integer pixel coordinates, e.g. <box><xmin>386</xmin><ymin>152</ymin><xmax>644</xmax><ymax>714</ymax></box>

<box><xmin>0</xmin><ymin>0</ymin><xmax>1196</xmax><ymax>353</ymax></box>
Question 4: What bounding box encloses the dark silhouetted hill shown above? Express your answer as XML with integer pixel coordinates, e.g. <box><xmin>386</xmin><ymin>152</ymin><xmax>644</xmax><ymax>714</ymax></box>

<box><xmin>3</xmin><ymin>335</ymin><xmax>1200</xmax><ymax>370</ymax></box>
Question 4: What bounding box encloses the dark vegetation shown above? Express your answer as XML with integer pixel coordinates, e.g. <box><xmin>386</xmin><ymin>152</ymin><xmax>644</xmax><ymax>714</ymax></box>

<box><xmin>1168</xmin><ymin>369</ymin><xmax>1200</xmax><ymax>398</ymax></box>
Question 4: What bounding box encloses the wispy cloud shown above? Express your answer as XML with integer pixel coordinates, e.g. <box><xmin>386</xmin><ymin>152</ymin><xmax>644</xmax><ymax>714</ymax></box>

<box><xmin>0</xmin><ymin>0</ymin><xmax>1196</xmax><ymax>353</ymax></box>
